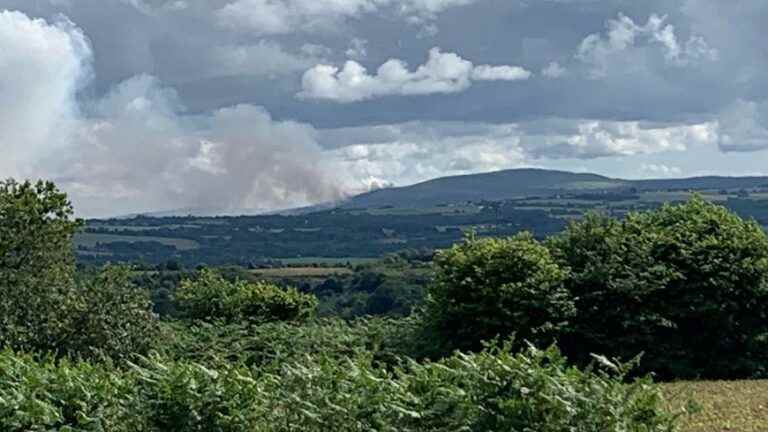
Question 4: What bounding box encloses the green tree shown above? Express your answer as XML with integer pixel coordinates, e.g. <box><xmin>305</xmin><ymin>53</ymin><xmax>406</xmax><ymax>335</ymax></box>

<box><xmin>426</xmin><ymin>233</ymin><xmax>575</xmax><ymax>354</ymax></box>
<box><xmin>0</xmin><ymin>180</ymin><xmax>83</xmax><ymax>352</ymax></box>
<box><xmin>176</xmin><ymin>269</ymin><xmax>318</xmax><ymax>324</ymax></box>
<box><xmin>550</xmin><ymin>197</ymin><xmax>768</xmax><ymax>378</ymax></box>
<box><xmin>0</xmin><ymin>180</ymin><xmax>158</xmax><ymax>360</ymax></box>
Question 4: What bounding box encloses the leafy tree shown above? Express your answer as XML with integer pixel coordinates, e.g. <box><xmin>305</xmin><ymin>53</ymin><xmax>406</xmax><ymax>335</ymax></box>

<box><xmin>0</xmin><ymin>180</ymin><xmax>83</xmax><ymax>353</ymax></box>
<box><xmin>550</xmin><ymin>197</ymin><xmax>768</xmax><ymax>378</ymax></box>
<box><xmin>426</xmin><ymin>233</ymin><xmax>575</xmax><ymax>354</ymax></box>
<box><xmin>175</xmin><ymin>269</ymin><xmax>318</xmax><ymax>324</ymax></box>
<box><xmin>0</xmin><ymin>180</ymin><xmax>158</xmax><ymax>360</ymax></box>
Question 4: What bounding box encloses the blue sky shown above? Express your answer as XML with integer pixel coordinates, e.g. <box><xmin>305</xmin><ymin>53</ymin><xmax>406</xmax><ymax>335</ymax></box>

<box><xmin>2</xmin><ymin>0</ymin><xmax>768</xmax><ymax>216</ymax></box>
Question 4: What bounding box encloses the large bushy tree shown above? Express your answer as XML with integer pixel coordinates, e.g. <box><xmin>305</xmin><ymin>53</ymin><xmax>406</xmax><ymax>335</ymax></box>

<box><xmin>549</xmin><ymin>197</ymin><xmax>768</xmax><ymax>378</ymax></box>
<box><xmin>426</xmin><ymin>233</ymin><xmax>575</xmax><ymax>354</ymax></box>
<box><xmin>0</xmin><ymin>179</ymin><xmax>157</xmax><ymax>359</ymax></box>
<box><xmin>0</xmin><ymin>180</ymin><xmax>83</xmax><ymax>352</ymax></box>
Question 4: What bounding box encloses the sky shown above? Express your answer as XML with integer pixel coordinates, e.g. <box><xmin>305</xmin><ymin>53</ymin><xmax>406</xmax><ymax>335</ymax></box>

<box><xmin>2</xmin><ymin>0</ymin><xmax>768</xmax><ymax>217</ymax></box>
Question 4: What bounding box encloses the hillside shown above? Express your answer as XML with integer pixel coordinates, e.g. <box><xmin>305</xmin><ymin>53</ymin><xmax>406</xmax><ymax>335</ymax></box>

<box><xmin>343</xmin><ymin>168</ymin><xmax>768</xmax><ymax>208</ymax></box>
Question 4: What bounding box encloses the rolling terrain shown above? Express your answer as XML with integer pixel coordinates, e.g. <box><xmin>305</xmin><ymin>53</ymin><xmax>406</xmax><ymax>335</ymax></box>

<box><xmin>75</xmin><ymin>168</ymin><xmax>768</xmax><ymax>266</ymax></box>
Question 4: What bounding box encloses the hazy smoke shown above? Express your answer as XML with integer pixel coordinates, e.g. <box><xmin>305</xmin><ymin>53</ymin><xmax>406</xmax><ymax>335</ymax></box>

<box><xmin>1</xmin><ymin>10</ymin><xmax>345</xmax><ymax>217</ymax></box>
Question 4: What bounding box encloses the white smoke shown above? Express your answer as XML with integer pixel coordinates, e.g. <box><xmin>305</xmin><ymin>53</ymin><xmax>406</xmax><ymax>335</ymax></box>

<box><xmin>1</xmin><ymin>10</ymin><xmax>345</xmax><ymax>217</ymax></box>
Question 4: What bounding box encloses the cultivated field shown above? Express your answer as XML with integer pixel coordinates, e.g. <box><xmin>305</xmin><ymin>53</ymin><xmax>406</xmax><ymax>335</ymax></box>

<box><xmin>250</xmin><ymin>267</ymin><xmax>353</xmax><ymax>277</ymax></box>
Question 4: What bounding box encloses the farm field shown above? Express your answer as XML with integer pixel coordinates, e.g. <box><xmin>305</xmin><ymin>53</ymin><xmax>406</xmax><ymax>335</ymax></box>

<box><xmin>277</xmin><ymin>257</ymin><xmax>380</xmax><ymax>266</ymax></box>
<box><xmin>250</xmin><ymin>266</ymin><xmax>353</xmax><ymax>277</ymax></box>
<box><xmin>662</xmin><ymin>380</ymin><xmax>768</xmax><ymax>431</ymax></box>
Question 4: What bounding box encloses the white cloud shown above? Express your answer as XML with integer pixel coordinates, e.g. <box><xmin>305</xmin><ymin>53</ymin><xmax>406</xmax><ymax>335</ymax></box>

<box><xmin>322</xmin><ymin>120</ymin><xmax>717</xmax><ymax>189</ymax></box>
<box><xmin>0</xmin><ymin>10</ymin><xmax>91</xmax><ymax>179</ymax></box>
<box><xmin>541</xmin><ymin>61</ymin><xmax>566</xmax><ymax>78</ymax></box>
<box><xmin>471</xmin><ymin>65</ymin><xmax>532</xmax><ymax>81</ymax></box>
<box><xmin>519</xmin><ymin>120</ymin><xmax>718</xmax><ymax>159</ymax></box>
<box><xmin>299</xmin><ymin>47</ymin><xmax>531</xmax><ymax>102</ymax></box>
<box><xmin>215</xmin><ymin>0</ymin><xmax>477</xmax><ymax>34</ymax></box>
<box><xmin>577</xmin><ymin>13</ymin><xmax>718</xmax><ymax>78</ymax></box>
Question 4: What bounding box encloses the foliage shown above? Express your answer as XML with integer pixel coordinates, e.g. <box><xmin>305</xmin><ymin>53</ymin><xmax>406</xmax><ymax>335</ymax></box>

<box><xmin>175</xmin><ymin>269</ymin><xmax>318</xmax><ymax>324</ymax></box>
<box><xmin>0</xmin><ymin>180</ymin><xmax>84</xmax><ymax>354</ymax></box>
<box><xmin>0</xmin><ymin>343</ymin><xmax>678</xmax><ymax>432</ymax></box>
<box><xmin>157</xmin><ymin>316</ymin><xmax>417</xmax><ymax>368</ymax></box>
<box><xmin>64</xmin><ymin>266</ymin><xmax>159</xmax><ymax>361</ymax></box>
<box><xmin>548</xmin><ymin>197</ymin><xmax>768</xmax><ymax>378</ymax></box>
<box><xmin>0</xmin><ymin>350</ymin><xmax>132</xmax><ymax>431</ymax></box>
<box><xmin>426</xmin><ymin>232</ymin><xmax>575</xmax><ymax>353</ymax></box>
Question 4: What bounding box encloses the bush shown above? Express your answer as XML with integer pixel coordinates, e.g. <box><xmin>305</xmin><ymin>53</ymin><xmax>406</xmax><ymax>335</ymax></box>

<box><xmin>426</xmin><ymin>233</ymin><xmax>575</xmax><ymax>353</ymax></box>
<box><xmin>0</xmin><ymin>342</ymin><xmax>679</xmax><ymax>432</ymax></box>
<box><xmin>158</xmin><ymin>316</ymin><xmax>417</xmax><ymax>368</ymax></box>
<box><xmin>64</xmin><ymin>266</ymin><xmax>159</xmax><ymax>361</ymax></box>
<box><xmin>549</xmin><ymin>197</ymin><xmax>768</xmax><ymax>378</ymax></box>
<box><xmin>175</xmin><ymin>269</ymin><xmax>318</xmax><ymax>324</ymax></box>
<box><xmin>0</xmin><ymin>350</ymin><xmax>132</xmax><ymax>431</ymax></box>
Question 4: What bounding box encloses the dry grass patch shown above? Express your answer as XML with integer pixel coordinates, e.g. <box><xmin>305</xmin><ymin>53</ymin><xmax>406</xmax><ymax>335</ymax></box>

<box><xmin>661</xmin><ymin>380</ymin><xmax>768</xmax><ymax>432</ymax></box>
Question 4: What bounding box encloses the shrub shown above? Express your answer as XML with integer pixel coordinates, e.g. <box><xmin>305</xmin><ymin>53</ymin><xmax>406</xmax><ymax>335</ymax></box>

<box><xmin>549</xmin><ymin>197</ymin><xmax>768</xmax><ymax>378</ymax></box>
<box><xmin>175</xmin><ymin>269</ymin><xmax>318</xmax><ymax>324</ymax></box>
<box><xmin>0</xmin><ymin>343</ymin><xmax>679</xmax><ymax>432</ymax></box>
<box><xmin>158</xmin><ymin>316</ymin><xmax>417</xmax><ymax>368</ymax></box>
<box><xmin>0</xmin><ymin>350</ymin><xmax>132</xmax><ymax>431</ymax></box>
<box><xmin>254</xmin><ymin>342</ymin><xmax>677</xmax><ymax>432</ymax></box>
<box><xmin>426</xmin><ymin>233</ymin><xmax>575</xmax><ymax>353</ymax></box>
<box><xmin>64</xmin><ymin>266</ymin><xmax>159</xmax><ymax>361</ymax></box>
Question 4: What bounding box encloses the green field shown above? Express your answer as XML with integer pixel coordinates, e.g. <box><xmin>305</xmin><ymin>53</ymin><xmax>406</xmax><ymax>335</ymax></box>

<box><xmin>75</xmin><ymin>233</ymin><xmax>200</xmax><ymax>251</ymax></box>
<box><xmin>251</xmin><ymin>267</ymin><xmax>353</xmax><ymax>277</ymax></box>
<box><xmin>662</xmin><ymin>380</ymin><xmax>768</xmax><ymax>431</ymax></box>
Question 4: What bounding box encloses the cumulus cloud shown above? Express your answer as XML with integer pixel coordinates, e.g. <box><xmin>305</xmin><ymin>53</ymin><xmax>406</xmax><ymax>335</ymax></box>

<box><xmin>299</xmin><ymin>47</ymin><xmax>531</xmax><ymax>102</ymax></box>
<box><xmin>215</xmin><ymin>0</ymin><xmax>476</xmax><ymax>34</ymax></box>
<box><xmin>1</xmin><ymin>11</ymin><xmax>344</xmax><ymax>217</ymax></box>
<box><xmin>0</xmin><ymin>10</ymin><xmax>91</xmax><ymax>179</ymax></box>
<box><xmin>577</xmin><ymin>13</ymin><xmax>718</xmax><ymax>78</ymax></box>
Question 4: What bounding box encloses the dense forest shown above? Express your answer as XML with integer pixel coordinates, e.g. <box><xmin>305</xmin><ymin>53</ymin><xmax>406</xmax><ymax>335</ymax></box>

<box><xmin>4</xmin><ymin>179</ymin><xmax>768</xmax><ymax>429</ymax></box>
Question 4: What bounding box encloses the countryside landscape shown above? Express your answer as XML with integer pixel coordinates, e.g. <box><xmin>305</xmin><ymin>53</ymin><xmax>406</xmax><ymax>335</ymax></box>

<box><xmin>4</xmin><ymin>0</ymin><xmax>768</xmax><ymax>430</ymax></box>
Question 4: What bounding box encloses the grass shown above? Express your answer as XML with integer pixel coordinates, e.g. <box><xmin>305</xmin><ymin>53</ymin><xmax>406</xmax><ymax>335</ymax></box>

<box><xmin>74</xmin><ymin>233</ymin><xmax>200</xmax><ymax>251</ymax></box>
<box><xmin>661</xmin><ymin>380</ymin><xmax>768</xmax><ymax>431</ymax></box>
<box><xmin>251</xmin><ymin>267</ymin><xmax>353</xmax><ymax>277</ymax></box>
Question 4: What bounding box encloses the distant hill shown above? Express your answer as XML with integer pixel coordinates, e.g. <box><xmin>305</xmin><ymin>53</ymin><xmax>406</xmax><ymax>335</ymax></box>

<box><xmin>343</xmin><ymin>168</ymin><xmax>768</xmax><ymax>209</ymax></box>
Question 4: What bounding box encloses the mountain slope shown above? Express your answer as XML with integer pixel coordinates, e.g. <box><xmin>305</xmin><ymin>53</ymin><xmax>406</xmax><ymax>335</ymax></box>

<box><xmin>343</xmin><ymin>168</ymin><xmax>768</xmax><ymax>208</ymax></box>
